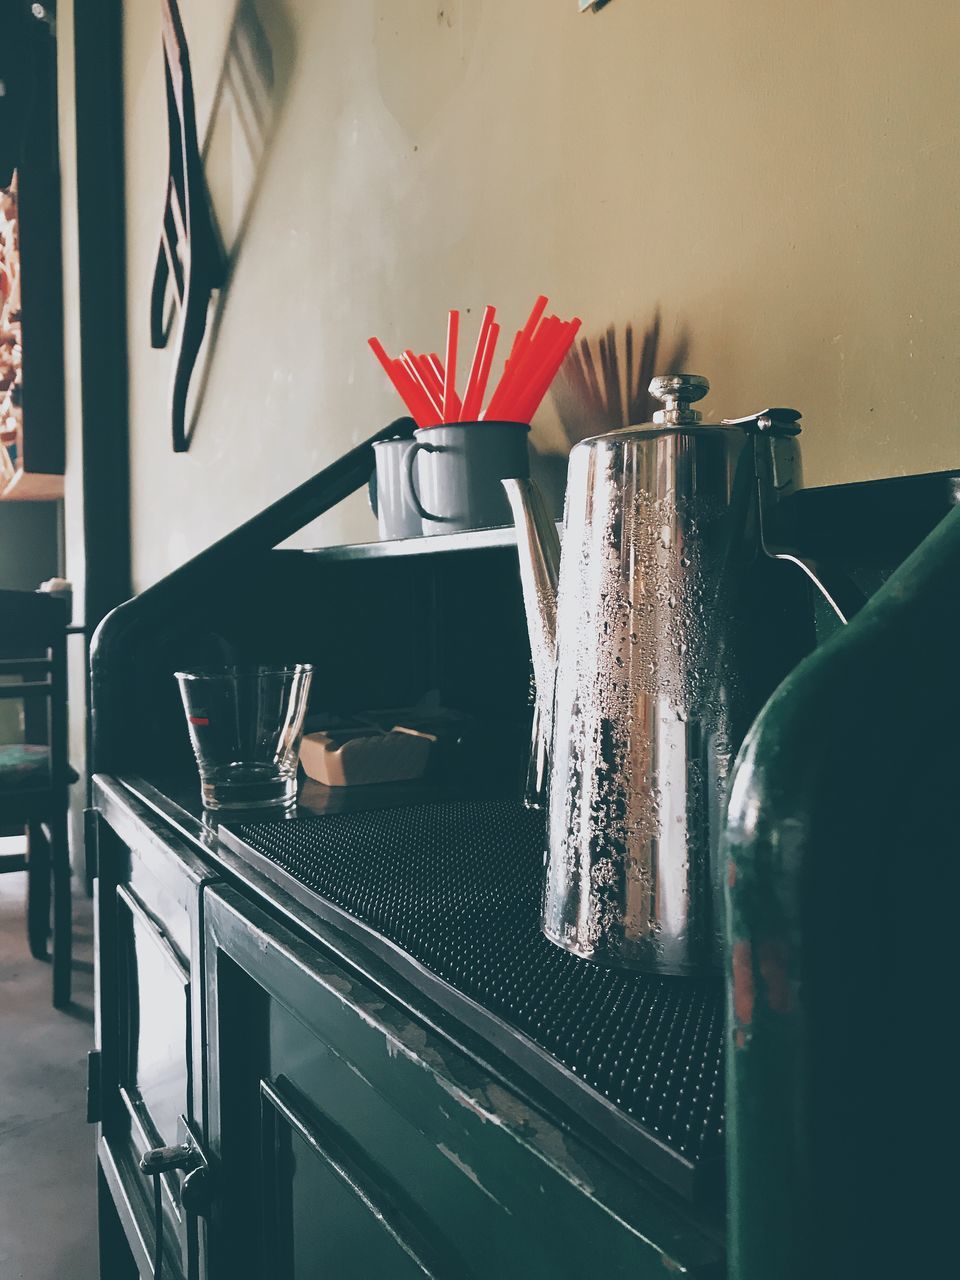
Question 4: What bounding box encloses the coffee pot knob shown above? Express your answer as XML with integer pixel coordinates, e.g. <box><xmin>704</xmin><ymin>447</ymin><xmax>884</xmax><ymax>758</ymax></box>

<box><xmin>649</xmin><ymin>374</ymin><xmax>711</xmax><ymax>424</ymax></box>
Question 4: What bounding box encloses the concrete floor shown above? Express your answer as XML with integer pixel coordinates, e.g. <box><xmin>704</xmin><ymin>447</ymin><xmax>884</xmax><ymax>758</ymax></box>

<box><xmin>0</xmin><ymin>854</ymin><xmax>99</xmax><ymax>1280</ymax></box>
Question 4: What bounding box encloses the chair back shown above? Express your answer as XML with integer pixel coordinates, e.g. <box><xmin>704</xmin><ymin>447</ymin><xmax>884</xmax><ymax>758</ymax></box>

<box><xmin>0</xmin><ymin>588</ymin><xmax>68</xmax><ymax>793</ymax></box>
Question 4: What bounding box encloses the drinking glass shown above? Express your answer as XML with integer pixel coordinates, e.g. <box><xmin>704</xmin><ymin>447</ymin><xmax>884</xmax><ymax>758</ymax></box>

<box><xmin>175</xmin><ymin>664</ymin><xmax>313</xmax><ymax>810</ymax></box>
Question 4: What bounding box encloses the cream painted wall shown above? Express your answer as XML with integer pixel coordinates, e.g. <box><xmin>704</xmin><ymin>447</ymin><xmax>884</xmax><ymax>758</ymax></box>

<box><xmin>122</xmin><ymin>0</ymin><xmax>960</xmax><ymax>590</ymax></box>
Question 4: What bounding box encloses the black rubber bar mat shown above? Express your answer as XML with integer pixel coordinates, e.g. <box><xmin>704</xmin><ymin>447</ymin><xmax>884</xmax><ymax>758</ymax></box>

<box><xmin>220</xmin><ymin>798</ymin><xmax>724</xmax><ymax>1200</ymax></box>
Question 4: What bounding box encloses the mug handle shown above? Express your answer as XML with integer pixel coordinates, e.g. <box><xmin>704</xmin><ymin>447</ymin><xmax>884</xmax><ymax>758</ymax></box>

<box><xmin>403</xmin><ymin>439</ymin><xmax>453</xmax><ymax>523</ymax></box>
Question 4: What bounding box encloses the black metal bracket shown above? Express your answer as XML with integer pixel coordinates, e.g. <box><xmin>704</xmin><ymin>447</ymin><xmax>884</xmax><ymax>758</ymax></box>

<box><xmin>89</xmin><ymin>416</ymin><xmax>416</xmax><ymax>772</ymax></box>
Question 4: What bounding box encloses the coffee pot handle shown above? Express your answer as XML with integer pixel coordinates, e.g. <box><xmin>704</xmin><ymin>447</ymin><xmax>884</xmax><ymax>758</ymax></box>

<box><xmin>730</xmin><ymin>410</ymin><xmax>868</xmax><ymax>625</ymax></box>
<box><xmin>767</xmin><ymin>552</ymin><xmax>866</xmax><ymax>625</ymax></box>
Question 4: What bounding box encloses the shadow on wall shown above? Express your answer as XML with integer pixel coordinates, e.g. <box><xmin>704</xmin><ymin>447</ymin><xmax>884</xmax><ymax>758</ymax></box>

<box><xmin>532</xmin><ymin>310</ymin><xmax>691</xmax><ymax>515</ymax></box>
<box><xmin>553</xmin><ymin>309</ymin><xmax>691</xmax><ymax>445</ymax></box>
<box><xmin>182</xmin><ymin>0</ymin><xmax>296</xmax><ymax>444</ymax></box>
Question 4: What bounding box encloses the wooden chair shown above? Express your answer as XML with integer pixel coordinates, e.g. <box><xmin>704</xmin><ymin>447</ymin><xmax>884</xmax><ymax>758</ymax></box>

<box><xmin>0</xmin><ymin>588</ymin><xmax>75</xmax><ymax>1007</ymax></box>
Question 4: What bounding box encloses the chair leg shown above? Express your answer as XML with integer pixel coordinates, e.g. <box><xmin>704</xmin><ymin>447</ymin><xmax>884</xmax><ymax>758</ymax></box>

<box><xmin>50</xmin><ymin>810</ymin><xmax>72</xmax><ymax>1009</ymax></box>
<box><xmin>26</xmin><ymin>821</ymin><xmax>51</xmax><ymax>961</ymax></box>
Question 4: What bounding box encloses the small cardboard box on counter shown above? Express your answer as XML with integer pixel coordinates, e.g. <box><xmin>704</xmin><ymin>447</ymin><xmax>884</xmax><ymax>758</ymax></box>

<box><xmin>299</xmin><ymin>723</ymin><xmax>437</xmax><ymax>788</ymax></box>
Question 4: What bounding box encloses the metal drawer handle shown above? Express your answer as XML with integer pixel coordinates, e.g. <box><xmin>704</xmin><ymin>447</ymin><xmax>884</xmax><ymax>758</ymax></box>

<box><xmin>139</xmin><ymin>1115</ymin><xmax>212</xmax><ymax>1212</ymax></box>
<box><xmin>140</xmin><ymin>1116</ymin><xmax>213</xmax><ymax>1278</ymax></box>
<box><xmin>139</xmin><ymin>1139</ymin><xmax>198</xmax><ymax>1176</ymax></box>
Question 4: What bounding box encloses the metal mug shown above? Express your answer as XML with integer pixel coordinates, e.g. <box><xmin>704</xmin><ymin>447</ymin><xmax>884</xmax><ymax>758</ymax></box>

<box><xmin>371</xmin><ymin>438</ymin><xmax>423</xmax><ymax>540</ymax></box>
<box><xmin>404</xmin><ymin>422</ymin><xmax>530</xmax><ymax>535</ymax></box>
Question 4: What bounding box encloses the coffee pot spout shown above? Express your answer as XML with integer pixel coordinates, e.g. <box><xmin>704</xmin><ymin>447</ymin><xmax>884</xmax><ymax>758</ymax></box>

<box><xmin>501</xmin><ymin>478</ymin><xmax>561</xmax><ymax>705</ymax></box>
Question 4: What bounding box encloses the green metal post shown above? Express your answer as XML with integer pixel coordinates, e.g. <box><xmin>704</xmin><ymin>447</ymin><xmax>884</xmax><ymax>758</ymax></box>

<box><xmin>725</xmin><ymin>504</ymin><xmax>960</xmax><ymax>1279</ymax></box>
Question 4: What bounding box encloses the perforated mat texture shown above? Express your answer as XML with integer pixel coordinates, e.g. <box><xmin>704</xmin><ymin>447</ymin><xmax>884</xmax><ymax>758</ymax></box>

<box><xmin>232</xmin><ymin>799</ymin><xmax>724</xmax><ymax>1180</ymax></box>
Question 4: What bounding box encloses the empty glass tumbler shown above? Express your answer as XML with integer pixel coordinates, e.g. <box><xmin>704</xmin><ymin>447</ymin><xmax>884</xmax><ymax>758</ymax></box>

<box><xmin>175</xmin><ymin>664</ymin><xmax>314</xmax><ymax>810</ymax></box>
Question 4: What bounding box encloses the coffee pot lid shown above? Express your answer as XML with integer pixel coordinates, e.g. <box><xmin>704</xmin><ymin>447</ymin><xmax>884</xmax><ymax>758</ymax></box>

<box><xmin>648</xmin><ymin>375</ymin><xmax>803</xmax><ymax>436</ymax></box>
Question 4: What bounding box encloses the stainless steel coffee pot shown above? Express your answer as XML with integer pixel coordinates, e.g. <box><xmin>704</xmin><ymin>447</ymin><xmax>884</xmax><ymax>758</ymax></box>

<box><xmin>504</xmin><ymin>374</ymin><xmax>858</xmax><ymax>975</ymax></box>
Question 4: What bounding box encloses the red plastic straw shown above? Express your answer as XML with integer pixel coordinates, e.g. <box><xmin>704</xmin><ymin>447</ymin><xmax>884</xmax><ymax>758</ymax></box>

<box><xmin>392</xmin><ymin>358</ymin><xmax>440</xmax><ymax>427</ymax></box>
<box><xmin>503</xmin><ymin>327</ymin><xmax>525</xmax><ymax>371</ymax></box>
<box><xmin>513</xmin><ymin>318</ymin><xmax>582</xmax><ymax>422</ymax></box>
<box><xmin>460</xmin><ymin>306</ymin><xmax>496</xmax><ymax>422</ymax></box>
<box><xmin>495</xmin><ymin>315</ymin><xmax>561</xmax><ymax>420</ymax></box>
<box><xmin>419</xmin><ymin>353</ymin><xmax>460</xmax><ymax>425</ymax></box>
<box><xmin>476</xmin><ymin>323</ymin><xmax>501</xmax><ymax>414</ymax></box>
<box><xmin>517</xmin><ymin>294</ymin><xmax>549</xmax><ymax>350</ymax></box>
<box><xmin>401</xmin><ymin>351</ymin><xmax>443</xmax><ymax>419</ymax></box>
<box><xmin>461</xmin><ymin>320</ymin><xmax>500</xmax><ymax>422</ymax></box>
<box><xmin>433</xmin><ymin>357</ymin><xmax>461</xmax><ymax>421</ymax></box>
<box><xmin>484</xmin><ymin>297</ymin><xmax>549</xmax><ymax>419</ymax></box>
<box><xmin>518</xmin><ymin>322</ymin><xmax>577</xmax><ymax>417</ymax></box>
<box><xmin>370</xmin><ymin>297</ymin><xmax>575</xmax><ymax>427</ymax></box>
<box><xmin>520</xmin><ymin>317</ymin><xmax>566</xmax><ymax>395</ymax></box>
<box><xmin>499</xmin><ymin>322</ymin><xmax>561</xmax><ymax>421</ymax></box>
<box><xmin>405</xmin><ymin>351</ymin><xmax>441</xmax><ymax>399</ymax></box>
<box><xmin>483</xmin><ymin>341</ymin><xmax>521</xmax><ymax>420</ymax></box>
<box><xmin>368</xmin><ymin>337</ymin><xmax>432</xmax><ymax>427</ymax></box>
<box><xmin>442</xmin><ymin>311</ymin><xmax>459</xmax><ymax>422</ymax></box>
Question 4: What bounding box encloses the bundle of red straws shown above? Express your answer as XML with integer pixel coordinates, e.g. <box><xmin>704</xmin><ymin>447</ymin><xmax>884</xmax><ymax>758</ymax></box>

<box><xmin>368</xmin><ymin>296</ymin><xmax>581</xmax><ymax>429</ymax></box>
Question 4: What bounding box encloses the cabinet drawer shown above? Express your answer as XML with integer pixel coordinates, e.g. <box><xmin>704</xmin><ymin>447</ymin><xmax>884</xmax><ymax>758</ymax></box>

<box><xmin>204</xmin><ymin>885</ymin><xmax>722</xmax><ymax>1279</ymax></box>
